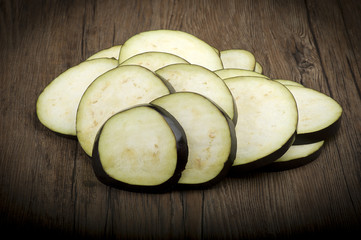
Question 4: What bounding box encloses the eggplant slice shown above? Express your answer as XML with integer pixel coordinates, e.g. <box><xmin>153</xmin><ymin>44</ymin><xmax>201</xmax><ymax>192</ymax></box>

<box><xmin>224</xmin><ymin>76</ymin><xmax>298</xmax><ymax>173</ymax></box>
<box><xmin>119</xmin><ymin>51</ymin><xmax>189</xmax><ymax>71</ymax></box>
<box><xmin>274</xmin><ymin>79</ymin><xmax>304</xmax><ymax>87</ymax></box>
<box><xmin>87</xmin><ymin>45</ymin><xmax>122</xmax><ymax>60</ymax></box>
<box><xmin>118</xmin><ymin>30</ymin><xmax>223</xmax><ymax>71</ymax></box>
<box><xmin>92</xmin><ymin>104</ymin><xmax>188</xmax><ymax>193</ymax></box>
<box><xmin>156</xmin><ymin>63</ymin><xmax>237</xmax><ymax>123</ymax></box>
<box><xmin>285</xmin><ymin>86</ymin><xmax>343</xmax><ymax>144</ymax></box>
<box><xmin>220</xmin><ymin>49</ymin><xmax>256</xmax><ymax>70</ymax></box>
<box><xmin>264</xmin><ymin>141</ymin><xmax>325</xmax><ymax>171</ymax></box>
<box><xmin>36</xmin><ymin>58</ymin><xmax>119</xmax><ymax>135</ymax></box>
<box><xmin>76</xmin><ymin>65</ymin><xmax>173</xmax><ymax>156</ymax></box>
<box><xmin>151</xmin><ymin>92</ymin><xmax>236</xmax><ymax>188</ymax></box>
<box><xmin>214</xmin><ymin>68</ymin><xmax>270</xmax><ymax>80</ymax></box>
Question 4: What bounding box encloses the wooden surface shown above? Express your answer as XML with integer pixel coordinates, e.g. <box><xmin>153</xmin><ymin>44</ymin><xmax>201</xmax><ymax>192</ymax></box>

<box><xmin>1</xmin><ymin>0</ymin><xmax>361</xmax><ymax>239</ymax></box>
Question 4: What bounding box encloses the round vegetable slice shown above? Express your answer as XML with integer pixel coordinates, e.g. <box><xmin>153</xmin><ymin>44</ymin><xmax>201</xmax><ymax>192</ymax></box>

<box><xmin>224</xmin><ymin>76</ymin><xmax>298</xmax><ymax>172</ymax></box>
<box><xmin>119</xmin><ymin>51</ymin><xmax>189</xmax><ymax>71</ymax></box>
<box><xmin>274</xmin><ymin>79</ymin><xmax>304</xmax><ymax>87</ymax></box>
<box><xmin>285</xmin><ymin>86</ymin><xmax>343</xmax><ymax>144</ymax></box>
<box><xmin>76</xmin><ymin>65</ymin><xmax>173</xmax><ymax>156</ymax></box>
<box><xmin>264</xmin><ymin>141</ymin><xmax>324</xmax><ymax>171</ymax></box>
<box><xmin>119</xmin><ymin>30</ymin><xmax>223</xmax><ymax>71</ymax></box>
<box><xmin>151</xmin><ymin>92</ymin><xmax>236</xmax><ymax>188</ymax></box>
<box><xmin>92</xmin><ymin>104</ymin><xmax>188</xmax><ymax>193</ymax></box>
<box><xmin>36</xmin><ymin>58</ymin><xmax>119</xmax><ymax>135</ymax></box>
<box><xmin>214</xmin><ymin>68</ymin><xmax>270</xmax><ymax>79</ymax></box>
<box><xmin>156</xmin><ymin>63</ymin><xmax>237</xmax><ymax>123</ymax></box>
<box><xmin>87</xmin><ymin>45</ymin><xmax>122</xmax><ymax>60</ymax></box>
<box><xmin>220</xmin><ymin>49</ymin><xmax>256</xmax><ymax>70</ymax></box>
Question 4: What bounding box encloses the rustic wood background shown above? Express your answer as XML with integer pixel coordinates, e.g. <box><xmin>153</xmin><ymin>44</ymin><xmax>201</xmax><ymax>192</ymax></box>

<box><xmin>1</xmin><ymin>0</ymin><xmax>360</xmax><ymax>239</ymax></box>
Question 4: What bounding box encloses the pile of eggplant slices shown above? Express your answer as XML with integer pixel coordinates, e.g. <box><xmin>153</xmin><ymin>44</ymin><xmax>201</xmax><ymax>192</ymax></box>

<box><xmin>37</xmin><ymin>30</ymin><xmax>342</xmax><ymax>193</ymax></box>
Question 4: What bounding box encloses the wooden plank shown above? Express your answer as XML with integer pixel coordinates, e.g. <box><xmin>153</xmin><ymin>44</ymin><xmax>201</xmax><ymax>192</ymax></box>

<box><xmin>1</xmin><ymin>0</ymin><xmax>360</xmax><ymax>239</ymax></box>
<box><xmin>305</xmin><ymin>0</ymin><xmax>361</xmax><ymax>223</ymax></box>
<box><xmin>339</xmin><ymin>0</ymin><xmax>361</xmax><ymax>90</ymax></box>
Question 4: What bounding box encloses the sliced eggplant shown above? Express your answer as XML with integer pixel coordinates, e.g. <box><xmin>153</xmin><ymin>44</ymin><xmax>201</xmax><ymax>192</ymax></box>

<box><xmin>224</xmin><ymin>76</ymin><xmax>298</xmax><ymax>172</ymax></box>
<box><xmin>274</xmin><ymin>79</ymin><xmax>304</xmax><ymax>87</ymax></box>
<box><xmin>87</xmin><ymin>45</ymin><xmax>122</xmax><ymax>60</ymax></box>
<box><xmin>285</xmin><ymin>86</ymin><xmax>343</xmax><ymax>144</ymax></box>
<box><xmin>220</xmin><ymin>49</ymin><xmax>256</xmax><ymax>70</ymax></box>
<box><xmin>118</xmin><ymin>30</ymin><xmax>223</xmax><ymax>71</ymax></box>
<box><xmin>36</xmin><ymin>58</ymin><xmax>119</xmax><ymax>135</ymax></box>
<box><xmin>151</xmin><ymin>92</ymin><xmax>236</xmax><ymax>188</ymax></box>
<box><xmin>156</xmin><ymin>63</ymin><xmax>237</xmax><ymax>123</ymax></box>
<box><xmin>254</xmin><ymin>62</ymin><xmax>263</xmax><ymax>74</ymax></box>
<box><xmin>264</xmin><ymin>141</ymin><xmax>324</xmax><ymax>171</ymax></box>
<box><xmin>119</xmin><ymin>51</ymin><xmax>189</xmax><ymax>71</ymax></box>
<box><xmin>76</xmin><ymin>65</ymin><xmax>173</xmax><ymax>156</ymax></box>
<box><xmin>214</xmin><ymin>68</ymin><xmax>270</xmax><ymax>80</ymax></box>
<box><xmin>92</xmin><ymin>104</ymin><xmax>188</xmax><ymax>193</ymax></box>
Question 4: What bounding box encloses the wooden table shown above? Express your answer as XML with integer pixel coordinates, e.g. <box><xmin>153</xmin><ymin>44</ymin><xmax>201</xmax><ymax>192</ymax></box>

<box><xmin>1</xmin><ymin>0</ymin><xmax>360</xmax><ymax>239</ymax></box>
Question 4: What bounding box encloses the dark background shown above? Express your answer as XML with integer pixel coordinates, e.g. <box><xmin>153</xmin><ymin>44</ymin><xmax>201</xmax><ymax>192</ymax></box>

<box><xmin>1</xmin><ymin>0</ymin><xmax>360</xmax><ymax>239</ymax></box>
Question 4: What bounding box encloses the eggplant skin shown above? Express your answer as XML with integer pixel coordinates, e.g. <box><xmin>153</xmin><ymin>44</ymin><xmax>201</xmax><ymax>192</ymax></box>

<box><xmin>230</xmin><ymin>131</ymin><xmax>296</xmax><ymax>175</ymax></box>
<box><xmin>263</xmin><ymin>145</ymin><xmax>323</xmax><ymax>172</ymax></box>
<box><xmin>230</xmin><ymin>95</ymin><xmax>238</xmax><ymax>126</ymax></box>
<box><xmin>293</xmin><ymin>117</ymin><xmax>341</xmax><ymax>145</ymax></box>
<box><xmin>91</xmin><ymin>104</ymin><xmax>188</xmax><ymax>193</ymax></box>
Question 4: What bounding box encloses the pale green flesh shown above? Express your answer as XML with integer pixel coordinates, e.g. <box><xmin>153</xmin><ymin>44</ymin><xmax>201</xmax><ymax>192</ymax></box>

<box><xmin>214</xmin><ymin>68</ymin><xmax>269</xmax><ymax>79</ymax></box>
<box><xmin>156</xmin><ymin>64</ymin><xmax>235</xmax><ymax>121</ymax></box>
<box><xmin>152</xmin><ymin>92</ymin><xmax>232</xmax><ymax>184</ymax></box>
<box><xmin>225</xmin><ymin>77</ymin><xmax>298</xmax><ymax>165</ymax></box>
<box><xmin>220</xmin><ymin>49</ymin><xmax>256</xmax><ymax>70</ymax></box>
<box><xmin>119</xmin><ymin>51</ymin><xmax>189</xmax><ymax>71</ymax></box>
<box><xmin>76</xmin><ymin>65</ymin><xmax>171</xmax><ymax>156</ymax></box>
<box><xmin>119</xmin><ymin>30</ymin><xmax>223</xmax><ymax>71</ymax></box>
<box><xmin>36</xmin><ymin>58</ymin><xmax>119</xmax><ymax>135</ymax></box>
<box><xmin>254</xmin><ymin>62</ymin><xmax>263</xmax><ymax>74</ymax></box>
<box><xmin>285</xmin><ymin>86</ymin><xmax>343</xmax><ymax>134</ymax></box>
<box><xmin>87</xmin><ymin>45</ymin><xmax>122</xmax><ymax>60</ymax></box>
<box><xmin>98</xmin><ymin>107</ymin><xmax>178</xmax><ymax>185</ymax></box>
<box><xmin>275</xmin><ymin>141</ymin><xmax>324</xmax><ymax>162</ymax></box>
<box><xmin>274</xmin><ymin>79</ymin><xmax>304</xmax><ymax>87</ymax></box>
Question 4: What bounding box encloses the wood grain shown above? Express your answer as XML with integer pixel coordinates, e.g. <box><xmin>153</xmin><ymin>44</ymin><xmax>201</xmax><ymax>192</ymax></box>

<box><xmin>1</xmin><ymin>0</ymin><xmax>360</xmax><ymax>239</ymax></box>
